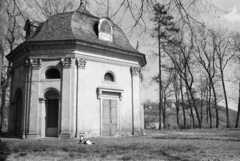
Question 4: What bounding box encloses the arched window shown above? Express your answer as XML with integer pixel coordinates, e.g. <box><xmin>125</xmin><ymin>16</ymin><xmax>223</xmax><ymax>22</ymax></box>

<box><xmin>104</xmin><ymin>73</ymin><xmax>114</xmax><ymax>82</ymax></box>
<box><xmin>98</xmin><ymin>18</ymin><xmax>113</xmax><ymax>42</ymax></box>
<box><xmin>100</xmin><ymin>21</ymin><xmax>111</xmax><ymax>34</ymax></box>
<box><xmin>45</xmin><ymin>68</ymin><xmax>60</xmax><ymax>79</ymax></box>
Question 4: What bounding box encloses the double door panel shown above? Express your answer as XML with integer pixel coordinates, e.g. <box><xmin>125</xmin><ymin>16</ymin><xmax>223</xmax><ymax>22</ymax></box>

<box><xmin>102</xmin><ymin>99</ymin><xmax>118</xmax><ymax>136</ymax></box>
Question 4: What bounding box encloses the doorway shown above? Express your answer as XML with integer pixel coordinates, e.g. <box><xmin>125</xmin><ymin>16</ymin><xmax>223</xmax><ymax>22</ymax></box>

<box><xmin>102</xmin><ymin>99</ymin><xmax>118</xmax><ymax>136</ymax></box>
<box><xmin>44</xmin><ymin>90</ymin><xmax>59</xmax><ymax>137</ymax></box>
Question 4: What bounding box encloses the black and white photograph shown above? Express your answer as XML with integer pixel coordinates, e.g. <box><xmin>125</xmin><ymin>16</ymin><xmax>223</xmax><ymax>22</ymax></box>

<box><xmin>0</xmin><ymin>0</ymin><xmax>240</xmax><ymax>160</ymax></box>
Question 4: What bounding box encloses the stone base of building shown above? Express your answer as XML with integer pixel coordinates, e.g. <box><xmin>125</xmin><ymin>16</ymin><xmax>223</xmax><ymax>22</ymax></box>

<box><xmin>132</xmin><ymin>130</ymin><xmax>141</xmax><ymax>136</ymax></box>
<box><xmin>76</xmin><ymin>132</ymin><xmax>86</xmax><ymax>138</ymax></box>
<box><xmin>26</xmin><ymin>134</ymin><xmax>39</xmax><ymax>139</ymax></box>
<box><xmin>59</xmin><ymin>132</ymin><xmax>72</xmax><ymax>139</ymax></box>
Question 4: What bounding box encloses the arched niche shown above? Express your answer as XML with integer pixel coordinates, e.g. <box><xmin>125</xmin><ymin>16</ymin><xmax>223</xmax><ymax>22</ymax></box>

<box><xmin>45</xmin><ymin>68</ymin><xmax>61</xmax><ymax>79</ymax></box>
<box><xmin>44</xmin><ymin>89</ymin><xmax>60</xmax><ymax>137</ymax></box>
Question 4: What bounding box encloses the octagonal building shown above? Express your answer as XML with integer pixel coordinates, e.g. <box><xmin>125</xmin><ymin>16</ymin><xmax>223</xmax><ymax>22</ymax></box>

<box><xmin>6</xmin><ymin>4</ymin><xmax>146</xmax><ymax>139</ymax></box>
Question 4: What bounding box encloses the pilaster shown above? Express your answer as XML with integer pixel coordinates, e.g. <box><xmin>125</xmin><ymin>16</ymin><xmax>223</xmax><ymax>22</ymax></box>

<box><xmin>39</xmin><ymin>98</ymin><xmax>46</xmax><ymax>138</ymax></box>
<box><xmin>27</xmin><ymin>58</ymin><xmax>41</xmax><ymax>138</ymax></box>
<box><xmin>139</xmin><ymin>72</ymin><xmax>145</xmax><ymax>135</ymax></box>
<box><xmin>76</xmin><ymin>58</ymin><xmax>87</xmax><ymax>138</ymax></box>
<box><xmin>22</xmin><ymin>61</ymin><xmax>30</xmax><ymax>138</ymax></box>
<box><xmin>131</xmin><ymin>67</ymin><xmax>141</xmax><ymax>135</ymax></box>
<box><xmin>59</xmin><ymin>58</ymin><xmax>72</xmax><ymax>139</ymax></box>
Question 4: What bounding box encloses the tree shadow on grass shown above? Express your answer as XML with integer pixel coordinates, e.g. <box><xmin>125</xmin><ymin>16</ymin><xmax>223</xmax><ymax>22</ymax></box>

<box><xmin>153</xmin><ymin>145</ymin><xmax>199</xmax><ymax>161</ymax></box>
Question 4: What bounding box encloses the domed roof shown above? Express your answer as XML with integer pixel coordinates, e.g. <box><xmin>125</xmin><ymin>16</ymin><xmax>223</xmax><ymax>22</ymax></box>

<box><xmin>28</xmin><ymin>5</ymin><xmax>139</xmax><ymax>53</ymax></box>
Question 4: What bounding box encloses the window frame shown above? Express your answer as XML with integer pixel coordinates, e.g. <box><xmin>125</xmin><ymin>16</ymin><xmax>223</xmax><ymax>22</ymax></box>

<box><xmin>45</xmin><ymin>68</ymin><xmax>61</xmax><ymax>79</ymax></box>
<box><xmin>104</xmin><ymin>71</ymin><xmax>116</xmax><ymax>83</ymax></box>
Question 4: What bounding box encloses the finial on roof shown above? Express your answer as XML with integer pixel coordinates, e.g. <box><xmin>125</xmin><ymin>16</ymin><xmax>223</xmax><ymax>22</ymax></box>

<box><xmin>76</xmin><ymin>0</ymin><xmax>93</xmax><ymax>17</ymax></box>
<box><xmin>80</xmin><ymin>0</ymin><xmax>84</xmax><ymax>6</ymax></box>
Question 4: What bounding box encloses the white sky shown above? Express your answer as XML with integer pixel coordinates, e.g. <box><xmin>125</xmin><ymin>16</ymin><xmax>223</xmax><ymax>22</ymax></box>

<box><xmin>138</xmin><ymin>0</ymin><xmax>240</xmax><ymax>111</ymax></box>
<box><xmin>17</xmin><ymin>0</ymin><xmax>240</xmax><ymax>110</ymax></box>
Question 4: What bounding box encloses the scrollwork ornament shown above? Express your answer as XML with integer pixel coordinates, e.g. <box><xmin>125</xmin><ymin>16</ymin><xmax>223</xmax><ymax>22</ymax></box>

<box><xmin>30</xmin><ymin>59</ymin><xmax>41</xmax><ymax>70</ymax></box>
<box><xmin>76</xmin><ymin>58</ymin><xmax>86</xmax><ymax>69</ymax></box>
<box><xmin>61</xmin><ymin>58</ymin><xmax>72</xmax><ymax>68</ymax></box>
<box><xmin>24</xmin><ymin>59</ymin><xmax>29</xmax><ymax>69</ymax></box>
<box><xmin>131</xmin><ymin>67</ymin><xmax>140</xmax><ymax>77</ymax></box>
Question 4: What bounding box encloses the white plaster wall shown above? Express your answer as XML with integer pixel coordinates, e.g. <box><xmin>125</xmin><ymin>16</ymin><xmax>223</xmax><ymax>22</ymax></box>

<box><xmin>39</xmin><ymin>60</ymin><xmax>62</xmax><ymax>95</ymax></box>
<box><xmin>82</xmin><ymin>60</ymin><xmax>133</xmax><ymax>136</ymax></box>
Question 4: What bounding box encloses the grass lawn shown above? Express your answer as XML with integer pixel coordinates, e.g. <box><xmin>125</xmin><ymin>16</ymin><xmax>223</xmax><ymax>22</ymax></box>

<box><xmin>2</xmin><ymin>129</ymin><xmax>240</xmax><ymax>161</ymax></box>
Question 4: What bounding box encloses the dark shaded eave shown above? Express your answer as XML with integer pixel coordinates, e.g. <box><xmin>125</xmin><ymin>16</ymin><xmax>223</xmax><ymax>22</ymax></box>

<box><xmin>6</xmin><ymin>42</ymin><xmax>29</xmax><ymax>61</ymax></box>
<box><xmin>6</xmin><ymin>39</ymin><xmax>147</xmax><ymax>66</ymax></box>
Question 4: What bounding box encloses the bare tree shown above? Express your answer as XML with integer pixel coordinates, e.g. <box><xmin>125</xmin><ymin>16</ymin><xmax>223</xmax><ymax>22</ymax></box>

<box><xmin>235</xmin><ymin>82</ymin><xmax>240</xmax><ymax>128</ymax></box>
<box><xmin>23</xmin><ymin>0</ymin><xmax>78</xmax><ymax>20</ymax></box>
<box><xmin>234</xmin><ymin>33</ymin><xmax>240</xmax><ymax>128</ymax></box>
<box><xmin>0</xmin><ymin>0</ymin><xmax>25</xmax><ymax>132</ymax></box>
<box><xmin>213</xmin><ymin>29</ymin><xmax>235</xmax><ymax>128</ymax></box>
<box><xmin>0</xmin><ymin>0</ymin><xmax>10</xmax><ymax>90</ymax></box>
<box><xmin>194</xmin><ymin>27</ymin><xmax>219</xmax><ymax>128</ymax></box>
<box><xmin>172</xmin><ymin>71</ymin><xmax>180</xmax><ymax>127</ymax></box>
<box><xmin>164</xmin><ymin>25</ymin><xmax>202</xmax><ymax>128</ymax></box>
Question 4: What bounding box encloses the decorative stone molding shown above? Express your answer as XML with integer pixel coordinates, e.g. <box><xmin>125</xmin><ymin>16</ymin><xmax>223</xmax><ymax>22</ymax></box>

<box><xmin>140</xmin><ymin>73</ymin><xmax>143</xmax><ymax>82</ymax></box>
<box><xmin>38</xmin><ymin>98</ymin><xmax>46</xmax><ymax>103</ymax></box>
<box><xmin>131</xmin><ymin>67</ymin><xmax>140</xmax><ymax>77</ymax></box>
<box><xmin>76</xmin><ymin>58</ymin><xmax>86</xmax><ymax>69</ymax></box>
<box><xmin>97</xmin><ymin>87</ymin><xmax>124</xmax><ymax>101</ymax></box>
<box><xmin>61</xmin><ymin>58</ymin><xmax>72</xmax><ymax>68</ymax></box>
<box><xmin>24</xmin><ymin>59</ymin><xmax>29</xmax><ymax>69</ymax></box>
<box><xmin>30</xmin><ymin>59</ymin><xmax>41</xmax><ymax>70</ymax></box>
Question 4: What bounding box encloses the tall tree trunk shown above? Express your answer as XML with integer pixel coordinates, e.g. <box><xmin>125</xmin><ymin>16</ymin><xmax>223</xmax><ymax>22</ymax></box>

<box><xmin>235</xmin><ymin>82</ymin><xmax>240</xmax><ymax>128</ymax></box>
<box><xmin>175</xmin><ymin>87</ymin><xmax>179</xmax><ymax>127</ymax></box>
<box><xmin>0</xmin><ymin>0</ymin><xmax>9</xmax><ymax>89</ymax></box>
<box><xmin>211</xmin><ymin>80</ymin><xmax>219</xmax><ymax>128</ymax></box>
<box><xmin>180</xmin><ymin>77</ymin><xmax>186</xmax><ymax>128</ymax></box>
<box><xmin>0</xmin><ymin>0</ymin><xmax>10</xmax><ymax>132</ymax></box>
<box><xmin>200</xmin><ymin>89</ymin><xmax>203</xmax><ymax>124</ymax></box>
<box><xmin>220</xmin><ymin>69</ymin><xmax>229</xmax><ymax>128</ymax></box>
<box><xmin>158</xmin><ymin>26</ymin><xmax>162</xmax><ymax>130</ymax></box>
<box><xmin>206</xmin><ymin>84</ymin><xmax>209</xmax><ymax>124</ymax></box>
<box><xmin>163</xmin><ymin>96</ymin><xmax>166</xmax><ymax>129</ymax></box>
<box><xmin>0</xmin><ymin>62</ymin><xmax>11</xmax><ymax>131</ymax></box>
<box><xmin>185</xmin><ymin>84</ymin><xmax>195</xmax><ymax>128</ymax></box>
<box><xmin>189</xmin><ymin>88</ymin><xmax>202</xmax><ymax>129</ymax></box>
<box><xmin>208</xmin><ymin>83</ymin><xmax>212</xmax><ymax>128</ymax></box>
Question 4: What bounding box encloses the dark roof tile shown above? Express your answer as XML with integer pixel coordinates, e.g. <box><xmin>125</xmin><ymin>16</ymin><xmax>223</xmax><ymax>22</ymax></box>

<box><xmin>28</xmin><ymin>8</ymin><xmax>140</xmax><ymax>53</ymax></box>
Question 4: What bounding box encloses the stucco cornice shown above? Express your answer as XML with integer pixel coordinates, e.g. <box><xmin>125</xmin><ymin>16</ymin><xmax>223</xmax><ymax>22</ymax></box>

<box><xmin>6</xmin><ymin>39</ymin><xmax>147</xmax><ymax>67</ymax></box>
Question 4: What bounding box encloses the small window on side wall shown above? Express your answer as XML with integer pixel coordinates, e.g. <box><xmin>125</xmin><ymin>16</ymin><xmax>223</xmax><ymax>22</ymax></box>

<box><xmin>46</xmin><ymin>68</ymin><xmax>60</xmax><ymax>79</ymax></box>
<box><xmin>104</xmin><ymin>73</ymin><xmax>114</xmax><ymax>82</ymax></box>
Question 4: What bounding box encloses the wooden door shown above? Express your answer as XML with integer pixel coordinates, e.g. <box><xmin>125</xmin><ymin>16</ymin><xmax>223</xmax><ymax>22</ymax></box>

<box><xmin>46</xmin><ymin>99</ymin><xmax>59</xmax><ymax>137</ymax></box>
<box><xmin>102</xmin><ymin>99</ymin><xmax>118</xmax><ymax>136</ymax></box>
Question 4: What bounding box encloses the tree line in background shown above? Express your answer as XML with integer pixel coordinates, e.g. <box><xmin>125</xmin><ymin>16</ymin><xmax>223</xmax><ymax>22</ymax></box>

<box><xmin>0</xmin><ymin>0</ymin><xmax>240</xmax><ymax>132</ymax></box>
<box><xmin>150</xmin><ymin>3</ymin><xmax>240</xmax><ymax>129</ymax></box>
